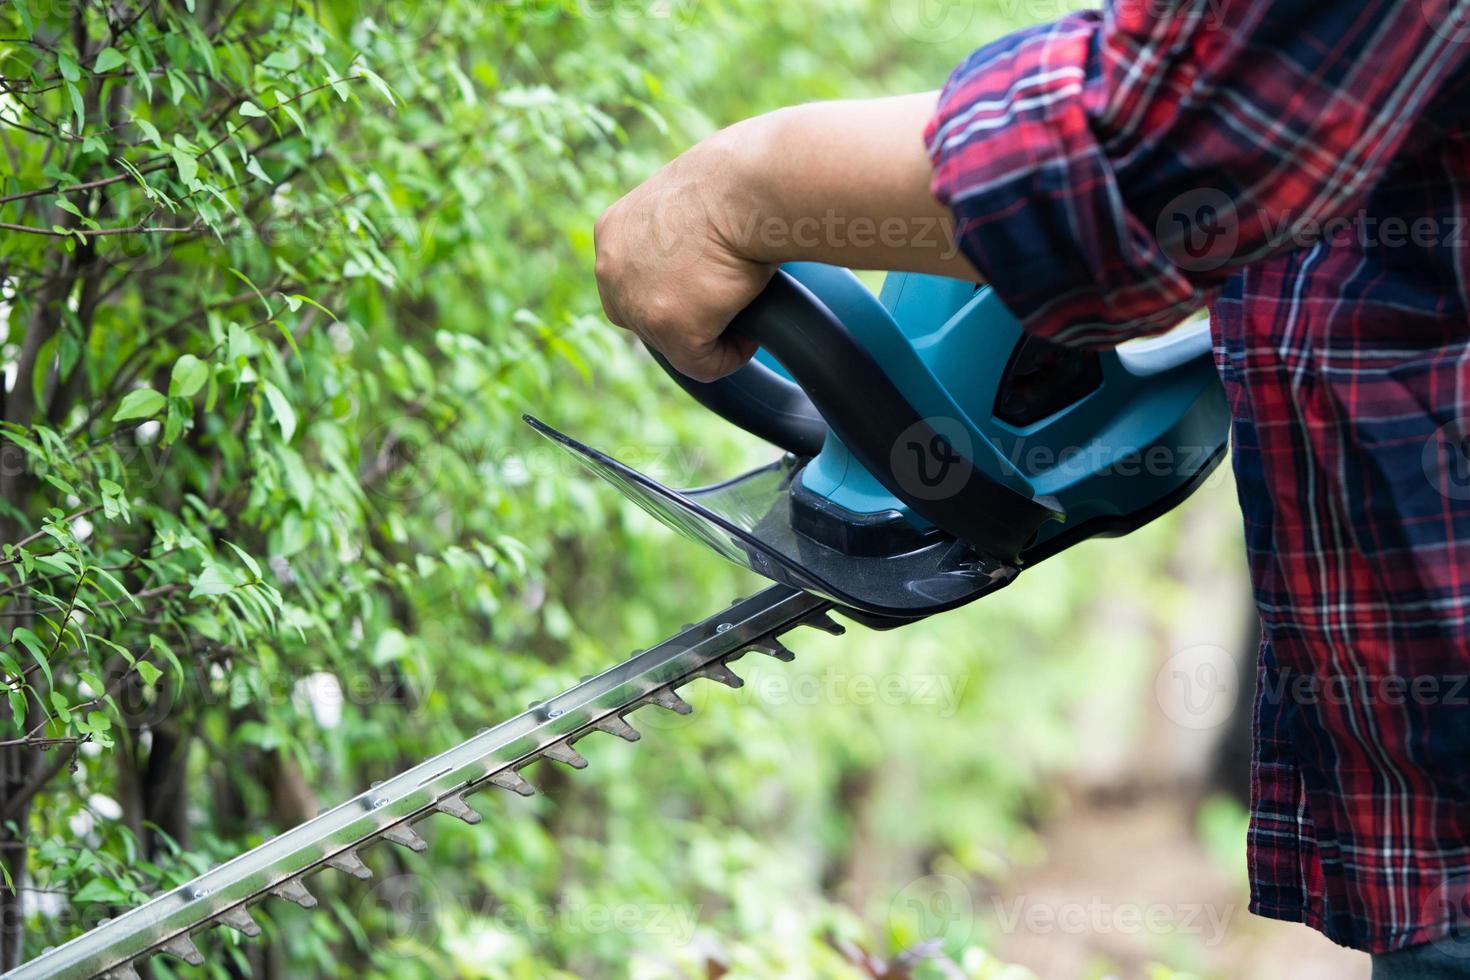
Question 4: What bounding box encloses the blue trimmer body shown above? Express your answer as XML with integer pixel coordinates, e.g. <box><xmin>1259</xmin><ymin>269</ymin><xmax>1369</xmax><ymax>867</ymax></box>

<box><xmin>529</xmin><ymin>263</ymin><xmax>1229</xmax><ymax>624</ymax></box>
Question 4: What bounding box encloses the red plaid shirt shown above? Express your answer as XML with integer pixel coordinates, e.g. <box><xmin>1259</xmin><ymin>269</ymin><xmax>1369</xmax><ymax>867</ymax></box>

<box><xmin>926</xmin><ymin>0</ymin><xmax>1470</xmax><ymax>955</ymax></box>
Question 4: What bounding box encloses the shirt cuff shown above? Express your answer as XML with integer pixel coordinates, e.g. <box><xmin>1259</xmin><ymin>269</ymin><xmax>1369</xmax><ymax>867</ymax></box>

<box><xmin>924</xmin><ymin>12</ymin><xmax>1212</xmax><ymax>348</ymax></box>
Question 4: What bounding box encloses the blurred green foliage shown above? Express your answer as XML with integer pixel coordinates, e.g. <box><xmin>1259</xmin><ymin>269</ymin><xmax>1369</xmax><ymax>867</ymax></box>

<box><xmin>0</xmin><ymin>1</ymin><xmax>1235</xmax><ymax>977</ymax></box>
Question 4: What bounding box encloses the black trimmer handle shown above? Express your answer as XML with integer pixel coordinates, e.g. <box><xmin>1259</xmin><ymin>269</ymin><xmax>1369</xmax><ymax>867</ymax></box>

<box><xmin>648</xmin><ymin>345</ymin><xmax>827</xmax><ymax>458</ymax></box>
<box><xmin>650</xmin><ymin>270</ymin><xmax>1060</xmax><ymax>560</ymax></box>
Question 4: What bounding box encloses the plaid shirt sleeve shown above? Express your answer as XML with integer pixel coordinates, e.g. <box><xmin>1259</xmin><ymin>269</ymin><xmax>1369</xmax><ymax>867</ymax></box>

<box><xmin>924</xmin><ymin>0</ymin><xmax>1470</xmax><ymax>347</ymax></box>
<box><xmin>926</xmin><ymin>0</ymin><xmax>1470</xmax><ymax>957</ymax></box>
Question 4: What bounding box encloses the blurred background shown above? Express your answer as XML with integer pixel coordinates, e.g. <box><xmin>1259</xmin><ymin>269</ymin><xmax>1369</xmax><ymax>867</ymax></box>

<box><xmin>0</xmin><ymin>0</ymin><xmax>1371</xmax><ymax>977</ymax></box>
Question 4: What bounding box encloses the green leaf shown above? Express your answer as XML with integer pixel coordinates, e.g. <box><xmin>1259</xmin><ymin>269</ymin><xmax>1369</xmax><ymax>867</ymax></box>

<box><xmin>134</xmin><ymin>661</ymin><xmax>162</xmax><ymax>686</ymax></box>
<box><xmin>170</xmin><ymin>148</ymin><xmax>198</xmax><ymax>186</ymax></box>
<box><xmin>112</xmin><ymin>388</ymin><xmax>166</xmax><ymax>422</ymax></box>
<box><xmin>356</xmin><ymin>66</ymin><xmax>397</xmax><ymax>105</ymax></box>
<box><xmin>224</xmin><ymin>540</ymin><xmax>262</xmax><ymax>579</ymax></box>
<box><xmin>189</xmin><ymin>563</ymin><xmax>236</xmax><ymax>598</ymax></box>
<box><xmin>261</xmin><ymin>381</ymin><xmax>296</xmax><ymax>442</ymax></box>
<box><xmin>148</xmin><ymin>635</ymin><xmax>184</xmax><ymax>690</ymax></box>
<box><xmin>261</xmin><ymin>48</ymin><xmax>301</xmax><ymax>71</ymax></box>
<box><xmin>270</xmin><ymin>318</ymin><xmax>301</xmax><ymax>362</ymax></box>
<box><xmin>132</xmin><ymin>115</ymin><xmax>163</xmax><ymax>148</ymax></box>
<box><xmin>72</xmin><ymin>877</ymin><xmax>130</xmax><ymax>905</ymax></box>
<box><xmin>162</xmin><ymin>398</ymin><xmax>186</xmax><ymax>446</ymax></box>
<box><xmin>238</xmin><ymin>101</ymin><xmax>267</xmax><ymax>118</ymax></box>
<box><xmin>33</xmin><ymin>553</ymin><xmax>74</xmax><ymax>576</ymax></box>
<box><xmin>93</xmin><ymin>47</ymin><xmax>125</xmax><ymax>73</ymax></box>
<box><xmin>56</xmin><ymin>51</ymin><xmax>80</xmax><ymax>82</ymax></box>
<box><xmin>92</xmin><ymin>564</ymin><xmax>140</xmax><ymax>608</ymax></box>
<box><xmin>66</xmin><ymin>81</ymin><xmax>85</xmax><ymax>131</ymax></box>
<box><xmin>98</xmin><ymin>479</ymin><xmax>125</xmax><ymax>520</ymax></box>
<box><xmin>169</xmin><ymin>355</ymin><xmax>209</xmax><ymax>398</ymax></box>
<box><xmin>12</xmin><ymin>0</ymin><xmax>32</xmax><ymax>38</ymax></box>
<box><xmin>12</xmin><ymin>627</ymin><xmax>50</xmax><ymax>688</ymax></box>
<box><xmin>127</xmin><ymin>47</ymin><xmax>151</xmax><ymax>100</ymax></box>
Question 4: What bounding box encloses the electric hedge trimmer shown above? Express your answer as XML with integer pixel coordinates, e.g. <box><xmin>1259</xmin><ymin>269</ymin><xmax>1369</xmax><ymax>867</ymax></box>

<box><xmin>10</xmin><ymin>264</ymin><xmax>1229</xmax><ymax>978</ymax></box>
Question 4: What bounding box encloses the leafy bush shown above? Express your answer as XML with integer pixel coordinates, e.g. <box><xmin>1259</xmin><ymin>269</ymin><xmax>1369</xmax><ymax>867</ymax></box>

<box><xmin>0</xmin><ymin>1</ymin><xmax>1237</xmax><ymax>976</ymax></box>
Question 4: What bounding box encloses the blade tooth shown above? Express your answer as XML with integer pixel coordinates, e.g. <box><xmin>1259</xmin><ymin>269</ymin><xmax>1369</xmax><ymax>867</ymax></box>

<box><xmin>801</xmin><ymin>611</ymin><xmax>845</xmax><ymax>636</ymax></box>
<box><xmin>592</xmin><ymin>714</ymin><xmax>641</xmax><ymax>742</ymax></box>
<box><xmin>103</xmin><ymin>964</ymin><xmax>142</xmax><ymax>980</ymax></box>
<box><xmin>696</xmin><ymin>662</ymin><xmax>743</xmax><ymax>689</ymax></box>
<box><xmin>272</xmin><ymin>877</ymin><xmax>318</xmax><ymax>909</ymax></box>
<box><xmin>217</xmin><ymin>905</ymin><xmax>262</xmax><ymax>938</ymax></box>
<box><xmin>435</xmin><ymin>793</ymin><xmax>482</xmax><ymax>824</ymax></box>
<box><xmin>541</xmin><ymin>740</ymin><xmax>588</xmax><ymax>769</ymax></box>
<box><xmin>490</xmin><ymin>769</ymin><xmax>536</xmax><ymax>796</ymax></box>
<box><xmin>644</xmin><ymin>688</ymin><xmax>692</xmax><ymax>715</ymax></box>
<box><xmin>749</xmin><ymin>639</ymin><xmax>795</xmax><ymax>662</ymax></box>
<box><xmin>161</xmin><ymin>934</ymin><xmax>204</xmax><ymax>965</ymax></box>
<box><xmin>327</xmin><ymin>849</ymin><xmax>373</xmax><ymax>880</ymax></box>
<box><xmin>383</xmin><ymin>824</ymin><xmax>429</xmax><ymax>853</ymax></box>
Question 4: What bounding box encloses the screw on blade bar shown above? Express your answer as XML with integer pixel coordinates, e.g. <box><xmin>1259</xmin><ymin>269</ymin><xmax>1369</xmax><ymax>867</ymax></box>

<box><xmin>7</xmin><ymin>585</ymin><xmax>834</xmax><ymax>980</ymax></box>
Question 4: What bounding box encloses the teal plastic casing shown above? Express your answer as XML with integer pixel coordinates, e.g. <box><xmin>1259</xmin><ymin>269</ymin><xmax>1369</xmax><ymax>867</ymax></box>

<box><xmin>779</xmin><ymin>262</ymin><xmax>1228</xmax><ymax>552</ymax></box>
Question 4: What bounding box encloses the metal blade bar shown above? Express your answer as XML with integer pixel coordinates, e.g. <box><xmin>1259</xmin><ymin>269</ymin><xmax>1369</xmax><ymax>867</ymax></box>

<box><xmin>9</xmin><ymin>584</ymin><xmax>831</xmax><ymax>980</ymax></box>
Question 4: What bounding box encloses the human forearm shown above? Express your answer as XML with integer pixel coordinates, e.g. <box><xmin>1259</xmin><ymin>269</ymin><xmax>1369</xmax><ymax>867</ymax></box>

<box><xmin>712</xmin><ymin>93</ymin><xmax>980</xmax><ymax>280</ymax></box>
<box><xmin>594</xmin><ymin>91</ymin><xmax>972</xmax><ymax>381</ymax></box>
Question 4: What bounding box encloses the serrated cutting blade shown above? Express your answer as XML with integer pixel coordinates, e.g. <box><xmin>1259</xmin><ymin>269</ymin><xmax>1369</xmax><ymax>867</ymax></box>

<box><xmin>7</xmin><ymin>584</ymin><xmax>832</xmax><ymax>979</ymax></box>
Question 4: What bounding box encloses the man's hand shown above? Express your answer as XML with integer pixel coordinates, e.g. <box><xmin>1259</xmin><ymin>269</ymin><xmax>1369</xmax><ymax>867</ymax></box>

<box><xmin>593</xmin><ymin>128</ymin><xmax>773</xmax><ymax>383</ymax></box>
<box><xmin>594</xmin><ymin>92</ymin><xmax>982</xmax><ymax>382</ymax></box>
